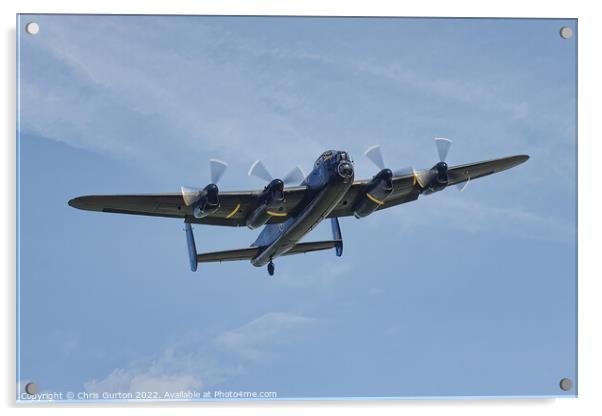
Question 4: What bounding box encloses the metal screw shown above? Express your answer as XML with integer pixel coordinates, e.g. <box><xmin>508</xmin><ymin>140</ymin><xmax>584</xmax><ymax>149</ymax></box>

<box><xmin>559</xmin><ymin>26</ymin><xmax>573</xmax><ymax>39</ymax></box>
<box><xmin>559</xmin><ymin>378</ymin><xmax>573</xmax><ymax>391</ymax></box>
<box><xmin>24</xmin><ymin>382</ymin><xmax>38</xmax><ymax>395</ymax></box>
<box><xmin>25</xmin><ymin>22</ymin><xmax>40</xmax><ymax>35</ymax></box>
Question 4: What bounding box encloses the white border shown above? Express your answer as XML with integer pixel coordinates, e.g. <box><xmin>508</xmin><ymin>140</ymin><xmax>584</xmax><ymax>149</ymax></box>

<box><xmin>3</xmin><ymin>1</ymin><xmax>600</xmax><ymax>415</ymax></box>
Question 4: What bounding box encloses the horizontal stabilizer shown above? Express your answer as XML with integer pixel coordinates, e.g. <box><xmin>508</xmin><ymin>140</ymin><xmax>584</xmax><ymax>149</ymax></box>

<box><xmin>286</xmin><ymin>240</ymin><xmax>341</xmax><ymax>256</ymax></box>
<box><xmin>197</xmin><ymin>240</ymin><xmax>342</xmax><ymax>264</ymax></box>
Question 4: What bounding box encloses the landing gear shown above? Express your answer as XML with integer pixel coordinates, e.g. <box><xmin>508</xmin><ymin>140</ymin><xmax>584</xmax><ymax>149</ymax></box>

<box><xmin>267</xmin><ymin>260</ymin><xmax>275</xmax><ymax>276</ymax></box>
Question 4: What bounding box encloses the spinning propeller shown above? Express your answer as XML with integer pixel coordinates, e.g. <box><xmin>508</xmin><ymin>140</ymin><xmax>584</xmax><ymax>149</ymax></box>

<box><xmin>364</xmin><ymin>138</ymin><xmax>468</xmax><ymax>192</ymax></box>
<box><xmin>435</xmin><ymin>137</ymin><xmax>452</xmax><ymax>164</ymax></box>
<box><xmin>181</xmin><ymin>159</ymin><xmax>228</xmax><ymax>217</ymax></box>
<box><xmin>418</xmin><ymin>137</ymin><xmax>469</xmax><ymax>191</ymax></box>
<box><xmin>248</xmin><ymin>160</ymin><xmax>306</xmax><ymax>186</ymax></box>
<box><xmin>364</xmin><ymin>144</ymin><xmax>425</xmax><ymax>188</ymax></box>
<box><xmin>245</xmin><ymin>160</ymin><xmax>306</xmax><ymax>225</ymax></box>
<box><xmin>414</xmin><ymin>137</ymin><xmax>453</xmax><ymax>189</ymax></box>
<box><xmin>364</xmin><ymin>144</ymin><xmax>414</xmax><ymax>178</ymax></box>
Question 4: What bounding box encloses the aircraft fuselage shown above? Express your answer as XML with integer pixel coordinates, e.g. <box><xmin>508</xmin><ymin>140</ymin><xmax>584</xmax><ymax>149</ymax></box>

<box><xmin>251</xmin><ymin>150</ymin><xmax>354</xmax><ymax>267</ymax></box>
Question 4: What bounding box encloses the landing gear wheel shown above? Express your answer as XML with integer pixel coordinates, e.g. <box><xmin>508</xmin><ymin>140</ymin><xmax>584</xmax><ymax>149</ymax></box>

<box><xmin>267</xmin><ymin>261</ymin><xmax>275</xmax><ymax>276</ymax></box>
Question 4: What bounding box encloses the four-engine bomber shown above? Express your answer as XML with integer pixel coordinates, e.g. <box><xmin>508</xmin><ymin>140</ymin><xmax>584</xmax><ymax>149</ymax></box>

<box><xmin>69</xmin><ymin>138</ymin><xmax>529</xmax><ymax>276</ymax></box>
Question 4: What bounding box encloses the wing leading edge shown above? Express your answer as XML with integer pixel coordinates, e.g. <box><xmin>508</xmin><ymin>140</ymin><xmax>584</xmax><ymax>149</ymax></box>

<box><xmin>68</xmin><ymin>155</ymin><xmax>528</xmax><ymax>225</ymax></box>
<box><xmin>446</xmin><ymin>154</ymin><xmax>529</xmax><ymax>187</ymax></box>
<box><xmin>68</xmin><ymin>188</ymin><xmax>307</xmax><ymax>227</ymax></box>
<box><xmin>327</xmin><ymin>154</ymin><xmax>529</xmax><ymax>218</ymax></box>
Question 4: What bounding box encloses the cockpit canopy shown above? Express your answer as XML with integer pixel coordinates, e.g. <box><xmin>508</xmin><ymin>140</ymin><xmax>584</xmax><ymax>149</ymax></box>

<box><xmin>313</xmin><ymin>150</ymin><xmax>352</xmax><ymax>168</ymax></box>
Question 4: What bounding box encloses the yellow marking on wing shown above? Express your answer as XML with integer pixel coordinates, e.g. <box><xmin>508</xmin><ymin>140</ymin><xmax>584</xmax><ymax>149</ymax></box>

<box><xmin>267</xmin><ymin>210</ymin><xmax>288</xmax><ymax>217</ymax></box>
<box><xmin>225</xmin><ymin>203</ymin><xmax>241</xmax><ymax>219</ymax></box>
<box><xmin>366</xmin><ymin>193</ymin><xmax>385</xmax><ymax>205</ymax></box>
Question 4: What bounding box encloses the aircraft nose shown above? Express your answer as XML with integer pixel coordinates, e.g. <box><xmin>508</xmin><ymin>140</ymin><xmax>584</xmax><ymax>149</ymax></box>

<box><xmin>337</xmin><ymin>161</ymin><xmax>354</xmax><ymax>179</ymax></box>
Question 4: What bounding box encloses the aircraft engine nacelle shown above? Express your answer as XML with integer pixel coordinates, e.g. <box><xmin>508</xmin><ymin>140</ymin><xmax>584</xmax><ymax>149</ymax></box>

<box><xmin>246</xmin><ymin>179</ymin><xmax>286</xmax><ymax>229</ymax></box>
<box><xmin>421</xmin><ymin>162</ymin><xmax>449</xmax><ymax>195</ymax></box>
<box><xmin>353</xmin><ymin>168</ymin><xmax>393</xmax><ymax>218</ymax></box>
<box><xmin>192</xmin><ymin>184</ymin><xmax>220</xmax><ymax>219</ymax></box>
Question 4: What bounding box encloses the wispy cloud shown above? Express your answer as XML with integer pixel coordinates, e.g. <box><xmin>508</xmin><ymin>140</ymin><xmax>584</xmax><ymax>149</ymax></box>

<box><xmin>19</xmin><ymin>17</ymin><xmax>327</xmax><ymax>174</ymax></box>
<box><xmin>84</xmin><ymin>311</ymin><xmax>319</xmax><ymax>394</ymax></box>
<box><xmin>373</xmin><ymin>192</ymin><xmax>574</xmax><ymax>243</ymax></box>
<box><xmin>355</xmin><ymin>60</ymin><xmax>488</xmax><ymax>104</ymax></box>
<box><xmin>20</xmin><ymin>16</ymin><xmax>566</xmax><ymax>179</ymax></box>
<box><xmin>215</xmin><ymin>312</ymin><xmax>319</xmax><ymax>361</ymax></box>
<box><xmin>84</xmin><ymin>356</ymin><xmax>207</xmax><ymax>395</ymax></box>
<box><xmin>273</xmin><ymin>261</ymin><xmax>352</xmax><ymax>288</ymax></box>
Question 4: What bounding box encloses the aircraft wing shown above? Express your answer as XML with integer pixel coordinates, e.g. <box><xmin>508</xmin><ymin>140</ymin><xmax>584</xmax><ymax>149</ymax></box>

<box><xmin>445</xmin><ymin>155</ymin><xmax>529</xmax><ymax>187</ymax></box>
<box><xmin>328</xmin><ymin>154</ymin><xmax>529</xmax><ymax>218</ymax></box>
<box><xmin>68</xmin><ymin>187</ymin><xmax>309</xmax><ymax>227</ymax></box>
<box><xmin>69</xmin><ymin>155</ymin><xmax>528</xmax><ymax>225</ymax></box>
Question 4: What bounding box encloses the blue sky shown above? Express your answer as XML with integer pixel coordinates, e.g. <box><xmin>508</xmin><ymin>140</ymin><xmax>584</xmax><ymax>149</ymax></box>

<box><xmin>17</xmin><ymin>15</ymin><xmax>576</xmax><ymax>399</ymax></box>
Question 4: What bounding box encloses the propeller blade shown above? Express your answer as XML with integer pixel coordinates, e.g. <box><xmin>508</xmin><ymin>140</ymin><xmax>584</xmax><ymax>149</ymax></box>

<box><xmin>209</xmin><ymin>159</ymin><xmax>228</xmax><ymax>184</ymax></box>
<box><xmin>248</xmin><ymin>160</ymin><xmax>274</xmax><ymax>182</ymax></box>
<box><xmin>456</xmin><ymin>178</ymin><xmax>470</xmax><ymax>192</ymax></box>
<box><xmin>181</xmin><ymin>186</ymin><xmax>201</xmax><ymax>206</ymax></box>
<box><xmin>434</xmin><ymin>137</ymin><xmax>452</xmax><ymax>162</ymax></box>
<box><xmin>364</xmin><ymin>145</ymin><xmax>386</xmax><ymax>170</ymax></box>
<box><xmin>282</xmin><ymin>165</ymin><xmax>306</xmax><ymax>185</ymax></box>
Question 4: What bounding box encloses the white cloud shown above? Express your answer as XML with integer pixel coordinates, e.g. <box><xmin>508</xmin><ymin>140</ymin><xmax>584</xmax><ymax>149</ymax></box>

<box><xmin>19</xmin><ymin>17</ymin><xmax>325</xmax><ymax>173</ymax></box>
<box><xmin>84</xmin><ymin>368</ymin><xmax>134</xmax><ymax>394</ymax></box>
<box><xmin>20</xmin><ymin>16</ymin><xmax>557</xmax><ymax>178</ymax></box>
<box><xmin>355</xmin><ymin>60</ymin><xmax>488</xmax><ymax>104</ymax></box>
<box><xmin>84</xmin><ymin>368</ymin><xmax>203</xmax><ymax>395</ymax></box>
<box><xmin>83</xmin><ymin>345</ymin><xmax>210</xmax><ymax>394</ymax></box>
<box><xmin>375</xmin><ymin>192</ymin><xmax>574</xmax><ymax>243</ymax></box>
<box><xmin>84</xmin><ymin>311</ymin><xmax>319</xmax><ymax>395</ymax></box>
<box><xmin>215</xmin><ymin>312</ymin><xmax>319</xmax><ymax>361</ymax></box>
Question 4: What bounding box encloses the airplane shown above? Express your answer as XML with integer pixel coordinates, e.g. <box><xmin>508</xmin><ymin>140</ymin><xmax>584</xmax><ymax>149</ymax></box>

<box><xmin>68</xmin><ymin>139</ymin><xmax>529</xmax><ymax>276</ymax></box>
